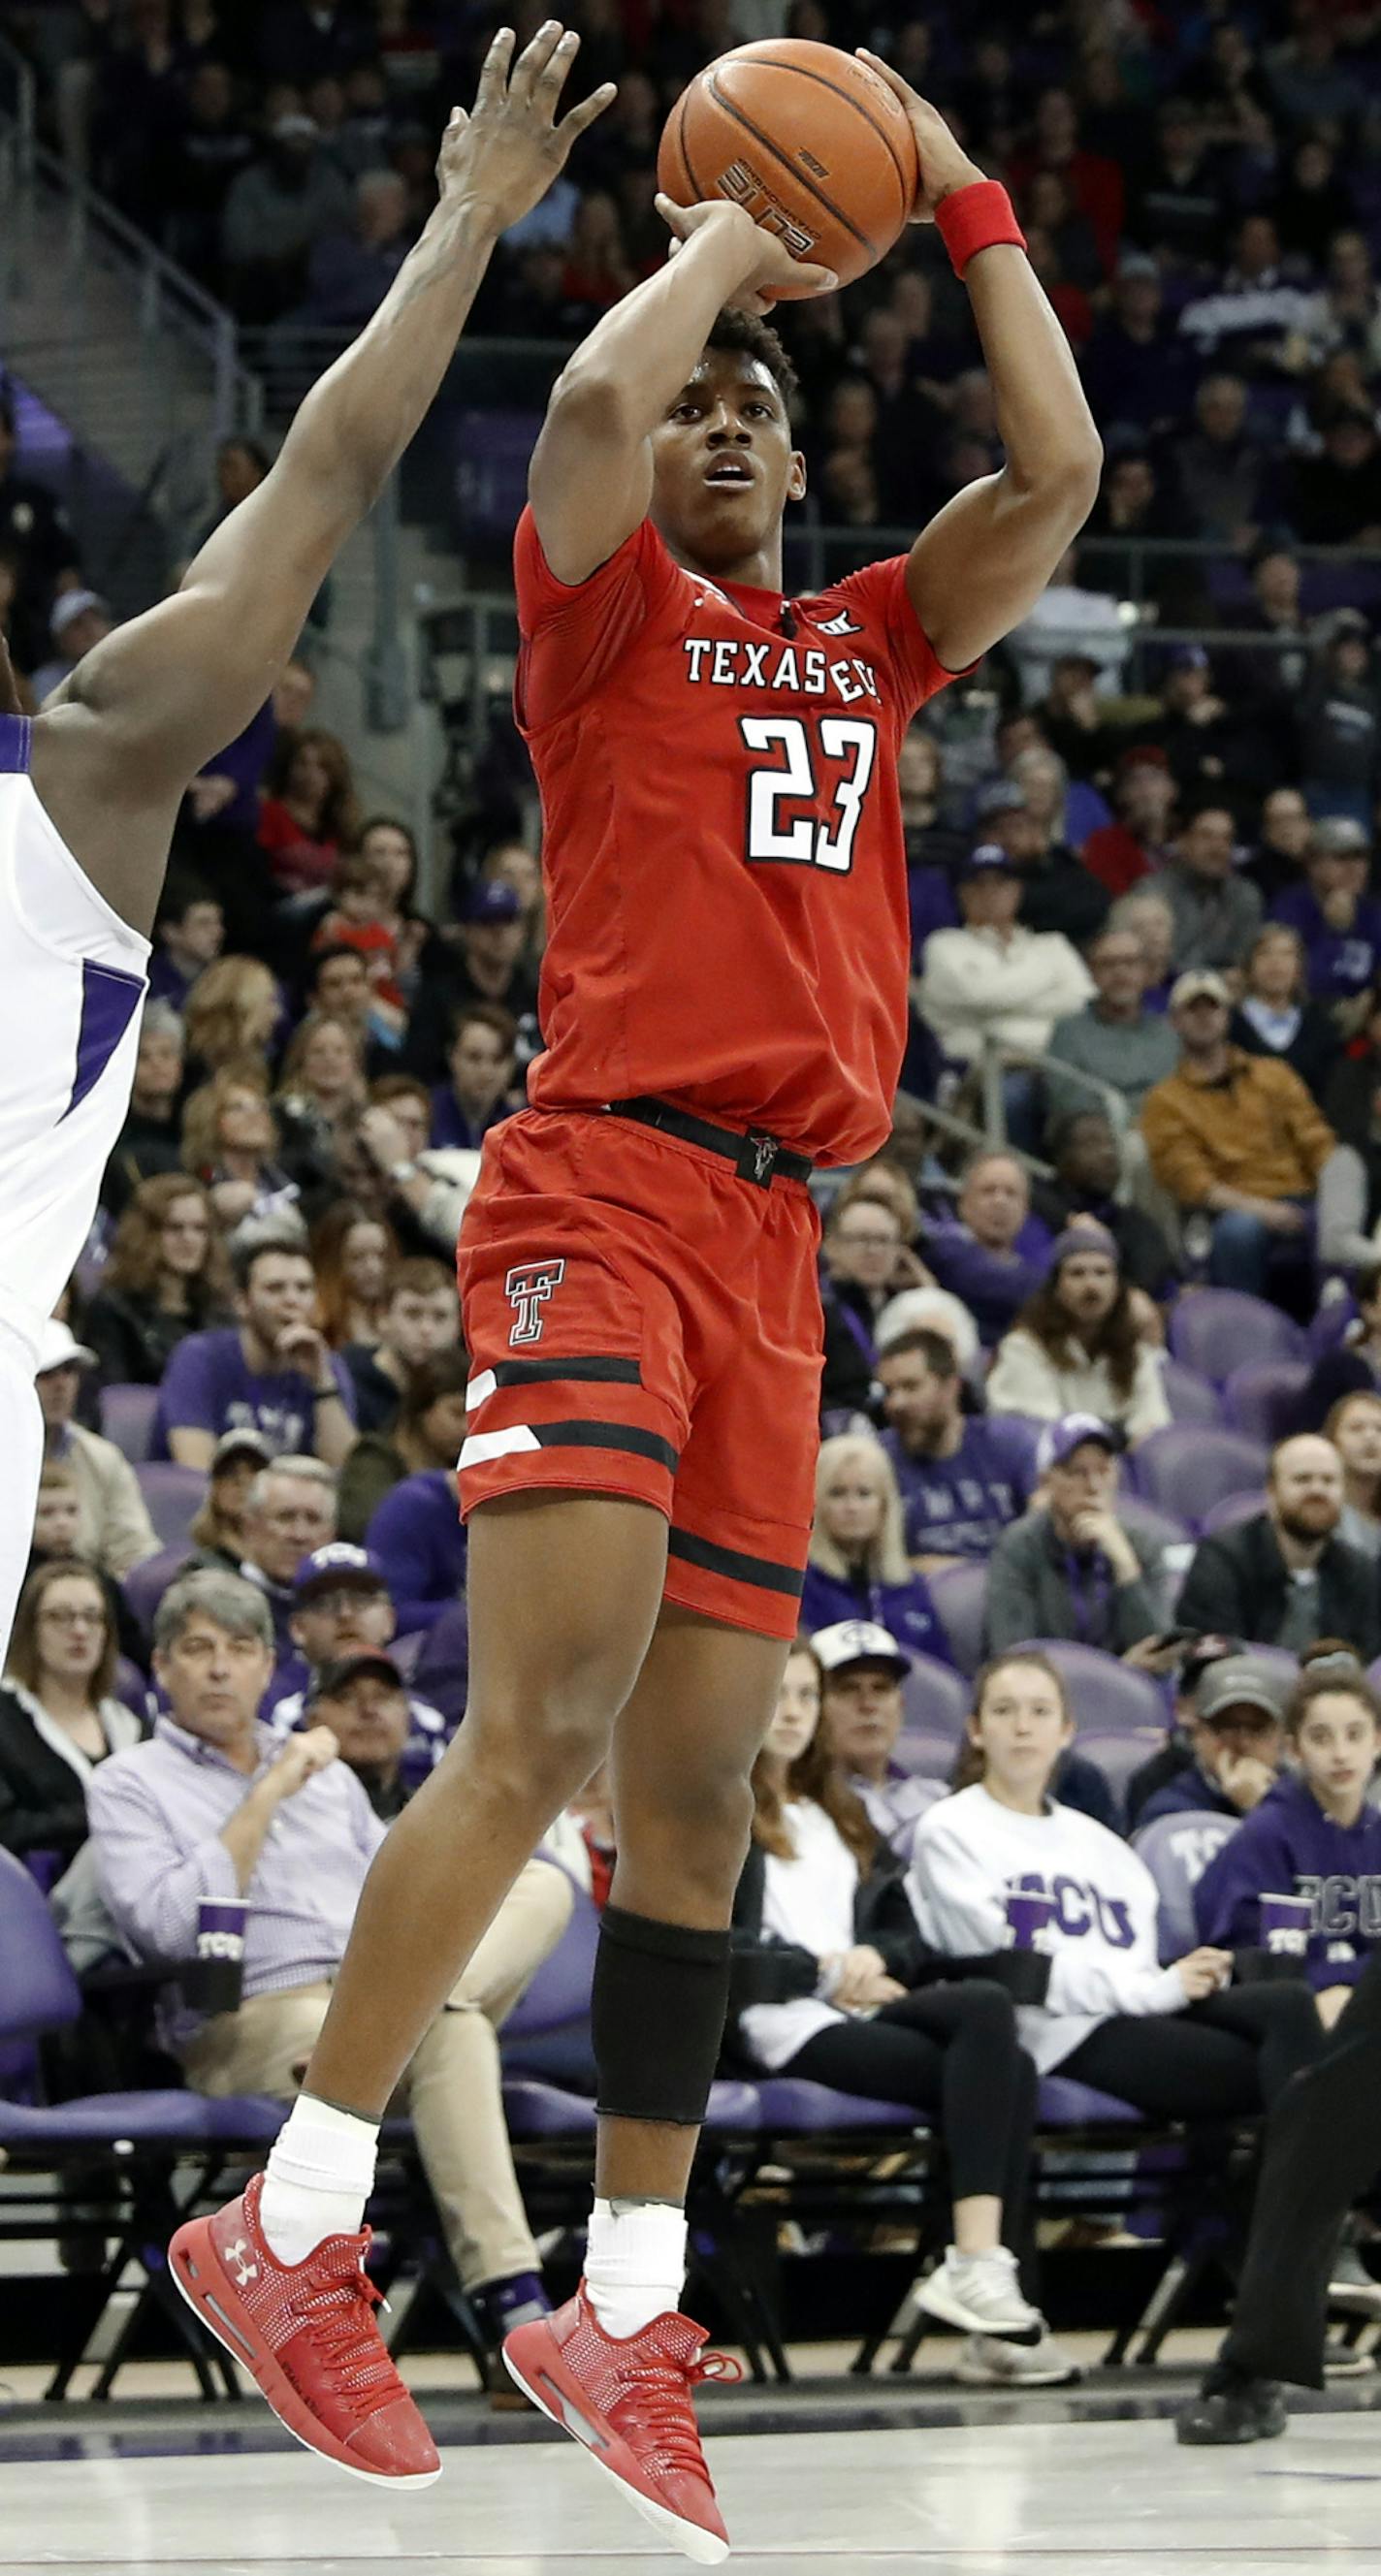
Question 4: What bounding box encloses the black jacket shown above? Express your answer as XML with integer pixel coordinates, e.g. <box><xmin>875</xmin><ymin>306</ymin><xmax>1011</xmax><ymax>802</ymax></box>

<box><xmin>1175</xmin><ymin>1514</ymin><xmax>1381</xmax><ymax>1665</ymax></box>
<box><xmin>0</xmin><ymin>1685</ymin><xmax>145</xmax><ymax>1864</ymax></box>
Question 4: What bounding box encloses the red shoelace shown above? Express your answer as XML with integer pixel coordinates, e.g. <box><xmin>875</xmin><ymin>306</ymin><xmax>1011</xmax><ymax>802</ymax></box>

<box><xmin>612</xmin><ymin>2346</ymin><xmax>743</xmax><ymax>2478</ymax></box>
<box><xmin>295</xmin><ymin>2241</ymin><xmax>402</xmax><ymax>2422</ymax></box>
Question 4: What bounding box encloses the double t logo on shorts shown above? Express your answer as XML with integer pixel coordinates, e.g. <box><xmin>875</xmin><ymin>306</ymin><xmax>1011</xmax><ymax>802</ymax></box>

<box><xmin>505</xmin><ymin>1257</ymin><xmax>565</xmax><ymax>1346</ymax></box>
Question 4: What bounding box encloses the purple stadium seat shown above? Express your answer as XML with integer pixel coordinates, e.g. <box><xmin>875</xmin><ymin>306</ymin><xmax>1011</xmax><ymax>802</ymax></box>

<box><xmin>902</xmin><ymin>1653</ymin><xmax>969</xmax><ymax>1740</ymax></box>
<box><xmin>1199</xmin><ymin>1487</ymin><xmax>1268</xmax><ymax>1535</ymax></box>
<box><xmin>388</xmin><ymin>1629</ymin><xmax>426</xmax><ymax>1683</ymax></box>
<box><xmin>1133</xmin><ymin>1810</ymin><xmax>1241</xmax><ymax>1963</ymax></box>
<box><xmin>112</xmin><ymin>1655</ymin><xmax>148</xmax><ymax>1714</ymax></box>
<box><xmin>1119</xmin><ymin>1497</ymin><xmax>1192</xmax><ymax>1555</ymax></box>
<box><xmin>501</xmin><ymin>1889</ymin><xmax>598</xmax><ymax>2042</ymax></box>
<box><xmin>121</xmin><ymin>1543</ymin><xmax>189</xmax><ymax>1638</ymax></box>
<box><xmin>1037</xmin><ymin>2075</ymin><xmax>1140</xmax><ymax>2125</ymax></box>
<box><xmin>134</xmin><ymin>1462</ymin><xmax>207</xmax><ymax>1550</ymax></box>
<box><xmin>1224</xmin><ymin>1360</ymin><xmax>1308</xmax><ymax>1445</ymax></box>
<box><xmin>1128</xmin><ymin>1425</ymin><xmax>1269</xmax><ymax>1527</ymax></box>
<box><xmin>1012</xmin><ymin>1639</ymin><xmax>1167</xmax><ymax>1734</ymax></box>
<box><xmin>1160</xmin><ymin>1360</ymin><xmax>1224</xmax><ymax>1427</ymax></box>
<box><xmin>1077</xmin><ymin>1727</ymin><xmax>1168</xmax><ymax>1829</ymax></box>
<box><xmin>501</xmin><ymin>2079</ymin><xmax>597</xmax><ymax>2138</ymax></box>
<box><xmin>752</xmin><ymin>2078</ymin><xmax>917</xmax><ymax>2132</ymax></box>
<box><xmin>893</xmin><ymin>1727</ymin><xmax>958</xmax><ymax>1784</ymax></box>
<box><xmin>927</xmin><ymin>1560</ymin><xmax>987</xmax><ymax>1677</ymax></box>
<box><xmin>99</xmin><ymin>1383</ymin><xmax>158</xmax><ymax>1463</ymax></box>
<box><xmin>1308</xmin><ymin>1297</ymin><xmax>1356</xmax><ymax>1356</ymax></box>
<box><xmin>1169</xmin><ymin>1291</ymin><xmax>1305</xmax><ymax>1384</ymax></box>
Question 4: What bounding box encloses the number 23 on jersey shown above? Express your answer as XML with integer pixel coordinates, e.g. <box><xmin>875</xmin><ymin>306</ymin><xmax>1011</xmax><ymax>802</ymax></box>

<box><xmin>739</xmin><ymin>715</ymin><xmax>879</xmax><ymax>875</ymax></box>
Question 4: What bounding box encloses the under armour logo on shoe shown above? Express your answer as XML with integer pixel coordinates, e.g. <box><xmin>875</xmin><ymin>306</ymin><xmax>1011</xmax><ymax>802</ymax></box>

<box><xmin>227</xmin><ymin>2239</ymin><xmax>259</xmax><ymax>2288</ymax></box>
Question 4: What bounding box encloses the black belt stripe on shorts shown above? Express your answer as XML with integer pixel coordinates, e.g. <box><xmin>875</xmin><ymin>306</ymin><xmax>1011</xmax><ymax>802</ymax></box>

<box><xmin>668</xmin><ymin>1524</ymin><xmax>806</xmax><ymax>1601</ymax></box>
<box><xmin>602</xmin><ymin>1096</ymin><xmax>814</xmax><ymax>1190</ymax></box>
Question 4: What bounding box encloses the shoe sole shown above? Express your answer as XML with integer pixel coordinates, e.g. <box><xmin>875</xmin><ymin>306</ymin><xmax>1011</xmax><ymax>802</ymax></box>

<box><xmin>952</xmin><ymin>2358</ymin><xmax>1082</xmax><ymax>2389</ymax></box>
<box><xmin>915</xmin><ymin>2274</ymin><xmax>1044</xmax><ymax>2344</ymax></box>
<box><xmin>501</xmin><ymin>2340</ymin><xmax>729</xmax><ymax>2566</ymax></box>
<box><xmin>169</xmin><ymin>2218</ymin><xmax>440</xmax><ymax>2491</ymax></box>
<box><xmin>1176</xmin><ymin>2418</ymin><xmax>1286</xmax><ymax>2446</ymax></box>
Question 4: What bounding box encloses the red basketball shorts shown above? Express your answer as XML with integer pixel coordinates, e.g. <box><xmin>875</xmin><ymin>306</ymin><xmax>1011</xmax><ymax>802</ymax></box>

<box><xmin>455</xmin><ymin>1108</ymin><xmax>824</xmax><ymax>1640</ymax></box>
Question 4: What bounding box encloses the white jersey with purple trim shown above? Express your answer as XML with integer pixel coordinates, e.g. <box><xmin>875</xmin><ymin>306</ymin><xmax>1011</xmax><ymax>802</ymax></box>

<box><xmin>0</xmin><ymin>713</ymin><xmax>149</xmax><ymax>1363</ymax></box>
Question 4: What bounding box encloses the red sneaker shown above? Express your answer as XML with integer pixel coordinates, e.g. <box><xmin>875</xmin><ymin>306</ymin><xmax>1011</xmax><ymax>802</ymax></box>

<box><xmin>169</xmin><ymin>2172</ymin><xmax>440</xmax><ymax>2489</ymax></box>
<box><xmin>502</xmin><ymin>2282</ymin><xmax>740</xmax><ymax>2563</ymax></box>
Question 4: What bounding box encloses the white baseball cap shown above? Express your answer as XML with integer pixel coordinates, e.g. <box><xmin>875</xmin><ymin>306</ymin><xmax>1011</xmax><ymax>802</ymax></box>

<box><xmin>37</xmin><ymin>1318</ymin><xmax>97</xmax><ymax>1375</ymax></box>
<box><xmin>811</xmin><ymin>1619</ymin><xmax>911</xmax><ymax>1678</ymax></box>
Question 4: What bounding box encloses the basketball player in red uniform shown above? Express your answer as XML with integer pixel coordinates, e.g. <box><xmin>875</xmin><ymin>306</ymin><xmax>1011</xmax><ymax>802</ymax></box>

<box><xmin>175</xmin><ymin>53</ymin><xmax>1100</xmax><ymax>2561</ymax></box>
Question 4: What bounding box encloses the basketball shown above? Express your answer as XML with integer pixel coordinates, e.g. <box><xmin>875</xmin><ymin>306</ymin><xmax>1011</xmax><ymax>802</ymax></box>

<box><xmin>658</xmin><ymin>40</ymin><xmax>919</xmax><ymax>292</ymax></box>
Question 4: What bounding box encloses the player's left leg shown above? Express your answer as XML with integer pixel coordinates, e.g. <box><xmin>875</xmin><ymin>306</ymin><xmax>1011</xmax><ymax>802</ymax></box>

<box><xmin>503</xmin><ymin>1604</ymin><xmax>787</xmax><ymax>2565</ymax></box>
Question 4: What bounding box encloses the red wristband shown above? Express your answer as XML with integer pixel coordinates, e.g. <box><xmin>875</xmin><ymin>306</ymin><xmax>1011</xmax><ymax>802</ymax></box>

<box><xmin>934</xmin><ymin>179</ymin><xmax>1026</xmax><ymax>280</ymax></box>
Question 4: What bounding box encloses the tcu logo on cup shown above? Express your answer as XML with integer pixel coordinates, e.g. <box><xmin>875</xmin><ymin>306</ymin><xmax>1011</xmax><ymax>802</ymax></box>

<box><xmin>505</xmin><ymin>1257</ymin><xmax>565</xmax><ymax>1347</ymax></box>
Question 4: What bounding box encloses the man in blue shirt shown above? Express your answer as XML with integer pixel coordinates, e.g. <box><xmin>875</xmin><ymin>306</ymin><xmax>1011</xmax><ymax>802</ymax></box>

<box><xmin>154</xmin><ymin>1223</ymin><xmax>357</xmax><ymax>1470</ymax></box>
<box><xmin>877</xmin><ymin>1326</ymin><xmax>1035</xmax><ymax>1570</ymax></box>
<box><xmin>1270</xmin><ymin>815</ymin><xmax>1381</xmax><ymax>1023</ymax></box>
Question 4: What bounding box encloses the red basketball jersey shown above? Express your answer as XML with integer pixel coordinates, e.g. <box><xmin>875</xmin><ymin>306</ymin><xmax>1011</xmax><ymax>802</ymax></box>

<box><xmin>513</xmin><ymin>507</ymin><xmax>961</xmax><ymax>1166</ymax></box>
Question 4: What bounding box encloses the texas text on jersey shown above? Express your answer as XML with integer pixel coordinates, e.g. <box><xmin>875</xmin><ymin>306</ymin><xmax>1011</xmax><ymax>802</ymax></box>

<box><xmin>513</xmin><ymin>508</ymin><xmax>963</xmax><ymax>1169</ymax></box>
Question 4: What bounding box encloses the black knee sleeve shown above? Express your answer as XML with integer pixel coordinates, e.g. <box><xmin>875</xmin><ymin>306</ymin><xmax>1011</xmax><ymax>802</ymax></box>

<box><xmin>593</xmin><ymin>1905</ymin><xmax>732</xmax><ymax>2127</ymax></box>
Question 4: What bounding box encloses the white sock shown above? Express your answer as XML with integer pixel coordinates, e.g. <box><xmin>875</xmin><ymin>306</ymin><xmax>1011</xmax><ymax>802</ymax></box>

<box><xmin>260</xmin><ymin>2096</ymin><xmax>380</xmax><ymax>2267</ymax></box>
<box><xmin>584</xmin><ymin>2197</ymin><xmax>688</xmax><ymax>2339</ymax></box>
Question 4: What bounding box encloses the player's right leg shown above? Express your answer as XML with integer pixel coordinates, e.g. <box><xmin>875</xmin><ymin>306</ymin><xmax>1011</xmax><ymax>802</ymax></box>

<box><xmin>170</xmin><ymin>1489</ymin><xmax>668</xmax><ymax>2487</ymax></box>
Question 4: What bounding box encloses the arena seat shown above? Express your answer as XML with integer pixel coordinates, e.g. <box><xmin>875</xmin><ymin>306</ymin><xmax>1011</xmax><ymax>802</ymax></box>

<box><xmin>1133</xmin><ymin>1810</ymin><xmax>1241</xmax><ymax>1964</ymax></box>
<box><xmin>926</xmin><ymin>1561</ymin><xmax>987</xmax><ymax>1677</ymax></box>
<box><xmin>1127</xmin><ymin>1425</ymin><xmax>1269</xmax><ymax>1527</ymax></box>
<box><xmin>901</xmin><ymin>1652</ymin><xmax>969</xmax><ymax>1740</ymax></box>
<box><xmin>121</xmin><ymin>1543</ymin><xmax>190</xmax><ymax>1638</ymax></box>
<box><xmin>1011</xmin><ymin>1639</ymin><xmax>1167</xmax><ymax>1733</ymax></box>
<box><xmin>99</xmin><ymin>1383</ymin><xmax>158</xmax><ymax>1463</ymax></box>
<box><xmin>1168</xmin><ymin>1290</ymin><xmax>1305</xmax><ymax>1383</ymax></box>
<box><xmin>1077</xmin><ymin>1728</ymin><xmax>1168</xmax><ymax>1831</ymax></box>
<box><xmin>1223</xmin><ymin>1359</ymin><xmax>1308</xmax><ymax>1445</ymax></box>
<box><xmin>1159</xmin><ymin>1360</ymin><xmax>1224</xmax><ymax>1427</ymax></box>
<box><xmin>134</xmin><ymin>1462</ymin><xmax>208</xmax><ymax>1550</ymax></box>
<box><xmin>1199</xmin><ymin>1487</ymin><xmax>1268</xmax><ymax>1535</ymax></box>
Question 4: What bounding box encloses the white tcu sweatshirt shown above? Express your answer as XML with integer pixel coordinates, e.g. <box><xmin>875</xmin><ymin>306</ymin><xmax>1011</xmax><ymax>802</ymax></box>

<box><xmin>907</xmin><ymin>1784</ymin><xmax>1187</xmax><ymax>2074</ymax></box>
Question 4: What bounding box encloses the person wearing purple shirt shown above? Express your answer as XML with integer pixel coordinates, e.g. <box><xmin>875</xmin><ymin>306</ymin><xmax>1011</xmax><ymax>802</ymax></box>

<box><xmin>145</xmin><ymin>878</ymin><xmax>225</xmax><ymax>1013</ymax></box>
<box><xmin>924</xmin><ymin>1150</ymin><xmax>1051</xmax><ymax>1347</ymax></box>
<box><xmin>1270</xmin><ymin>818</ymin><xmax>1381</xmax><ymax>1010</ymax></box>
<box><xmin>1136</xmin><ymin>1655</ymin><xmax>1290</xmax><ymax>1831</ymax></box>
<box><xmin>365</xmin><ymin>1469</ymin><xmax>467</xmax><ymax>1635</ymax></box>
<box><xmin>152</xmin><ymin>1227</ymin><xmax>357</xmax><ymax>1468</ymax></box>
<box><xmin>799</xmin><ymin>1432</ymin><xmax>953</xmax><ymax>1669</ymax></box>
<box><xmin>1195</xmin><ymin>1660</ymin><xmax>1381</xmax><ymax>2009</ymax></box>
<box><xmin>876</xmin><ymin>1328</ymin><xmax>1035</xmax><ymax>1567</ymax></box>
<box><xmin>428</xmin><ymin>1000</ymin><xmax>520</xmax><ymax>1153</ymax></box>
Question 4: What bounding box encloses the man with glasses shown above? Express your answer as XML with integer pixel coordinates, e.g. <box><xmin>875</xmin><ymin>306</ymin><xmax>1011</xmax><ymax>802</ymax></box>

<box><xmin>265</xmin><ymin>1541</ymin><xmax>448</xmax><ymax>1783</ymax></box>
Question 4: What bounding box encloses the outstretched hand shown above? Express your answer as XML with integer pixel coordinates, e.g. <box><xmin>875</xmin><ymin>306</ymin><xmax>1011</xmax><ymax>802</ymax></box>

<box><xmin>852</xmin><ymin>50</ymin><xmax>983</xmax><ymax>223</ymax></box>
<box><xmin>655</xmin><ymin>193</ymin><xmax>837</xmax><ymax>315</ymax></box>
<box><xmin>439</xmin><ymin>21</ymin><xmax>615</xmax><ymax>235</ymax></box>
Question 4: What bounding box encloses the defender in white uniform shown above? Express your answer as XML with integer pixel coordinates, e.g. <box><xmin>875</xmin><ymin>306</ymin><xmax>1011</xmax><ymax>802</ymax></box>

<box><xmin>0</xmin><ymin>40</ymin><xmax>610</xmax><ymax>1658</ymax></box>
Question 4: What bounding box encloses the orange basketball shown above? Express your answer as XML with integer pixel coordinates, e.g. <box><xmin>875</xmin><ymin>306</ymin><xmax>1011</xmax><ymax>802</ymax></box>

<box><xmin>658</xmin><ymin>40</ymin><xmax>918</xmax><ymax>293</ymax></box>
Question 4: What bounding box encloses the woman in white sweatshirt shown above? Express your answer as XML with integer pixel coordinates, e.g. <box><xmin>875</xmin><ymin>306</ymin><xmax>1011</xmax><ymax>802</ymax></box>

<box><xmin>908</xmin><ymin>1653</ymin><xmax>1323</xmax><ymax>2117</ymax></box>
<box><xmin>731</xmin><ymin>1642</ymin><xmax>1076</xmax><ymax>2388</ymax></box>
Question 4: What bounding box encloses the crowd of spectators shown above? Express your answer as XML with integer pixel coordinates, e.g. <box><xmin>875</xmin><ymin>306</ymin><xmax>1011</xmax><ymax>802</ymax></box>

<box><xmin>11</xmin><ymin>0</ymin><xmax>1381</xmax><ymax>2382</ymax></box>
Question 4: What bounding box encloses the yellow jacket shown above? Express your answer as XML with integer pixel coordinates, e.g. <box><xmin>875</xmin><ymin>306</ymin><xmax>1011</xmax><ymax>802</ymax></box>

<box><xmin>1140</xmin><ymin>1048</ymin><xmax>1335</xmax><ymax>1209</ymax></box>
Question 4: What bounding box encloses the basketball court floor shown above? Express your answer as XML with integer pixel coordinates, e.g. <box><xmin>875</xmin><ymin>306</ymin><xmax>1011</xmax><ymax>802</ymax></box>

<box><xmin>7</xmin><ymin>2386</ymin><xmax>1381</xmax><ymax>2574</ymax></box>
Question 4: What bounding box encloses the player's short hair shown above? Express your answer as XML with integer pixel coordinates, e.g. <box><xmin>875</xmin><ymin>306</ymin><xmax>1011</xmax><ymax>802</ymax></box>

<box><xmin>704</xmin><ymin>307</ymin><xmax>797</xmax><ymax>406</ymax></box>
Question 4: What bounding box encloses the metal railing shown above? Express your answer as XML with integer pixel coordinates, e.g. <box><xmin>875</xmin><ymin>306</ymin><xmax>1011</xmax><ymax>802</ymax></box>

<box><xmin>0</xmin><ymin>26</ymin><xmax>261</xmax><ymax>572</ymax></box>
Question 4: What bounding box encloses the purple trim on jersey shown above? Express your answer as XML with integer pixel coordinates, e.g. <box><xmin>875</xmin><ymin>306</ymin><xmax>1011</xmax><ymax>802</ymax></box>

<box><xmin>0</xmin><ymin>714</ymin><xmax>32</xmax><ymax>774</ymax></box>
<box><xmin>58</xmin><ymin>956</ymin><xmax>146</xmax><ymax>1123</ymax></box>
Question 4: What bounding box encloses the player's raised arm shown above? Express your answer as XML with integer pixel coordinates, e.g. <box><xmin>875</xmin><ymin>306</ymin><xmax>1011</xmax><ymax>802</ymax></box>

<box><xmin>33</xmin><ymin>28</ymin><xmax>611</xmax><ymax>901</ymax></box>
<box><xmin>529</xmin><ymin>197</ymin><xmax>836</xmax><ymax>586</ymax></box>
<box><xmin>857</xmin><ymin>57</ymin><xmax>1102</xmax><ymax>674</ymax></box>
